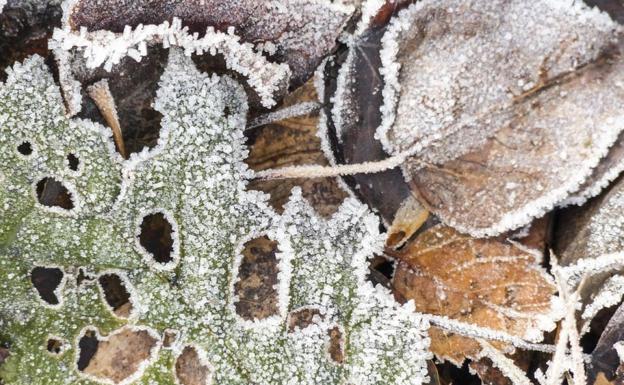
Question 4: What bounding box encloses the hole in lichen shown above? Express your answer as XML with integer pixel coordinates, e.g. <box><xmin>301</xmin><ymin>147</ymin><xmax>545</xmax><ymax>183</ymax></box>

<box><xmin>77</xmin><ymin>327</ymin><xmax>159</xmax><ymax>384</ymax></box>
<box><xmin>328</xmin><ymin>326</ymin><xmax>344</xmax><ymax>364</ymax></box>
<box><xmin>234</xmin><ymin>236</ymin><xmax>280</xmax><ymax>320</ymax></box>
<box><xmin>139</xmin><ymin>213</ymin><xmax>174</xmax><ymax>264</ymax></box>
<box><xmin>175</xmin><ymin>346</ymin><xmax>211</xmax><ymax>385</ymax></box>
<box><xmin>46</xmin><ymin>338</ymin><xmax>65</xmax><ymax>355</ymax></box>
<box><xmin>77</xmin><ymin>330</ymin><xmax>99</xmax><ymax>371</ymax></box>
<box><xmin>163</xmin><ymin>329</ymin><xmax>179</xmax><ymax>348</ymax></box>
<box><xmin>76</xmin><ymin>268</ymin><xmax>94</xmax><ymax>286</ymax></box>
<box><xmin>30</xmin><ymin>266</ymin><xmax>63</xmax><ymax>305</ymax></box>
<box><xmin>288</xmin><ymin>308</ymin><xmax>323</xmax><ymax>332</ymax></box>
<box><xmin>367</xmin><ymin>255</ymin><xmax>395</xmax><ymax>289</ymax></box>
<box><xmin>35</xmin><ymin>177</ymin><xmax>74</xmax><ymax>210</ymax></box>
<box><xmin>17</xmin><ymin>141</ymin><xmax>33</xmax><ymax>155</ymax></box>
<box><xmin>67</xmin><ymin>153</ymin><xmax>79</xmax><ymax>171</ymax></box>
<box><xmin>0</xmin><ymin>346</ymin><xmax>9</xmax><ymax>366</ymax></box>
<box><xmin>98</xmin><ymin>274</ymin><xmax>133</xmax><ymax>318</ymax></box>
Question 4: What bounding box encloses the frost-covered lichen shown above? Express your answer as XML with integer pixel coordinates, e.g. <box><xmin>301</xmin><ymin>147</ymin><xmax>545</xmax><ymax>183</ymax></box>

<box><xmin>0</xmin><ymin>51</ymin><xmax>430</xmax><ymax>385</ymax></box>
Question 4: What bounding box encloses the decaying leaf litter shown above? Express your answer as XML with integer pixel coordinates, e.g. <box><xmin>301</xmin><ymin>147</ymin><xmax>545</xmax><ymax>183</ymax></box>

<box><xmin>3</xmin><ymin>0</ymin><xmax>624</xmax><ymax>385</ymax></box>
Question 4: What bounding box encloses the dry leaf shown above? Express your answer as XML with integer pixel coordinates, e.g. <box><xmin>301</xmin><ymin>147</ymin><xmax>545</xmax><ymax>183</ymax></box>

<box><xmin>325</xmin><ymin>0</ymin><xmax>624</xmax><ymax>237</ymax></box>
<box><xmin>246</xmin><ymin>80</ymin><xmax>348</xmax><ymax>217</ymax></box>
<box><xmin>392</xmin><ymin>225</ymin><xmax>558</xmax><ymax>366</ymax></box>
<box><xmin>395</xmin><ymin>1</ymin><xmax>624</xmax><ymax>237</ymax></box>
<box><xmin>63</xmin><ymin>0</ymin><xmax>353</xmax><ymax>89</ymax></box>
<box><xmin>386</xmin><ymin>194</ymin><xmax>429</xmax><ymax>249</ymax></box>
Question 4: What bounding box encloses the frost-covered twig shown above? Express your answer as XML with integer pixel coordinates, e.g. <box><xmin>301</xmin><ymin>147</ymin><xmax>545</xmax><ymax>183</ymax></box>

<box><xmin>477</xmin><ymin>340</ymin><xmax>532</xmax><ymax>385</ymax></box>
<box><xmin>247</xmin><ymin>101</ymin><xmax>321</xmax><ymax>130</ymax></box>
<box><xmin>425</xmin><ymin>315</ymin><xmax>556</xmax><ymax>353</ymax></box>
<box><xmin>543</xmin><ymin>257</ymin><xmax>586</xmax><ymax>385</ymax></box>
<box><xmin>255</xmin><ymin>151</ymin><xmax>412</xmax><ymax>179</ymax></box>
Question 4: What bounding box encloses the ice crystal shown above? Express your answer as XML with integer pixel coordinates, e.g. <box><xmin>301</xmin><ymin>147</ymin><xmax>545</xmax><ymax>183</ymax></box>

<box><xmin>0</xmin><ymin>51</ymin><xmax>430</xmax><ymax>385</ymax></box>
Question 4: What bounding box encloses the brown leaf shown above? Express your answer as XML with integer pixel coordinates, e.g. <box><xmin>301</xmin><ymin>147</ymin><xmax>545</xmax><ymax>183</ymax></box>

<box><xmin>392</xmin><ymin>225</ymin><xmax>557</xmax><ymax>365</ymax></box>
<box><xmin>320</xmin><ymin>14</ymin><xmax>412</xmax><ymax>225</ymax></box>
<box><xmin>554</xmin><ymin>171</ymin><xmax>624</xmax><ymax>331</ymax></box>
<box><xmin>326</xmin><ymin>0</ymin><xmax>624</xmax><ymax>237</ymax></box>
<box><xmin>246</xmin><ymin>80</ymin><xmax>348</xmax><ymax>217</ymax></box>
<box><xmin>65</xmin><ymin>0</ymin><xmax>352</xmax><ymax>89</ymax></box>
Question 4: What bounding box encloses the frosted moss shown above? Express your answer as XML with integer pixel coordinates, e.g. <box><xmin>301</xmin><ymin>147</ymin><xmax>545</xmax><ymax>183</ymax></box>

<box><xmin>0</xmin><ymin>51</ymin><xmax>430</xmax><ymax>385</ymax></box>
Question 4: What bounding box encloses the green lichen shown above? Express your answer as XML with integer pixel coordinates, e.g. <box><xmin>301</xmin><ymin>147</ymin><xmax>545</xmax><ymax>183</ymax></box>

<box><xmin>0</xmin><ymin>50</ymin><xmax>430</xmax><ymax>385</ymax></box>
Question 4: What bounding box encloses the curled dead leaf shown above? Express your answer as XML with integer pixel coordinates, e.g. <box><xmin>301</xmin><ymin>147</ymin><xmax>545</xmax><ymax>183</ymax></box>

<box><xmin>386</xmin><ymin>194</ymin><xmax>429</xmax><ymax>249</ymax></box>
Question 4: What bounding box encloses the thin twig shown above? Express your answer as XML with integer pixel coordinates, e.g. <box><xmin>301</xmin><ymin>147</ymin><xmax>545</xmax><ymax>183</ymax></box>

<box><xmin>247</xmin><ymin>101</ymin><xmax>321</xmax><ymax>130</ymax></box>
<box><xmin>255</xmin><ymin>151</ymin><xmax>411</xmax><ymax>179</ymax></box>
<box><xmin>478</xmin><ymin>340</ymin><xmax>532</xmax><ymax>385</ymax></box>
<box><xmin>425</xmin><ymin>314</ymin><xmax>556</xmax><ymax>353</ymax></box>
<box><xmin>87</xmin><ymin>79</ymin><xmax>128</xmax><ymax>159</ymax></box>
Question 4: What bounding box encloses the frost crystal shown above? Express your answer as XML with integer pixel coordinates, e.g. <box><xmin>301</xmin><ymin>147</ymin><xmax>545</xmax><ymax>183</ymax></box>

<box><xmin>0</xmin><ymin>52</ymin><xmax>430</xmax><ymax>385</ymax></box>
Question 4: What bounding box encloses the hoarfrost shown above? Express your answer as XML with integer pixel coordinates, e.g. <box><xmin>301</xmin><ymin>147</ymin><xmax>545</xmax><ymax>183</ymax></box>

<box><xmin>315</xmin><ymin>0</ymin><xmax>624</xmax><ymax>237</ymax></box>
<box><xmin>581</xmin><ymin>275</ymin><xmax>624</xmax><ymax>328</ymax></box>
<box><xmin>51</xmin><ymin>18</ymin><xmax>292</xmax><ymax>108</ymax></box>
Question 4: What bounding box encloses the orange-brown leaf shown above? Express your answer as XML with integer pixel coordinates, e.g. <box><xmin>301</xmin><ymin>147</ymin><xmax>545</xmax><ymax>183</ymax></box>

<box><xmin>393</xmin><ymin>225</ymin><xmax>557</xmax><ymax>365</ymax></box>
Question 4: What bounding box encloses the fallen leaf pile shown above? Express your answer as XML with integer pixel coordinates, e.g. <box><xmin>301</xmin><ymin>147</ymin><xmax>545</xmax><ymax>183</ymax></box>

<box><xmin>4</xmin><ymin>0</ymin><xmax>624</xmax><ymax>384</ymax></box>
